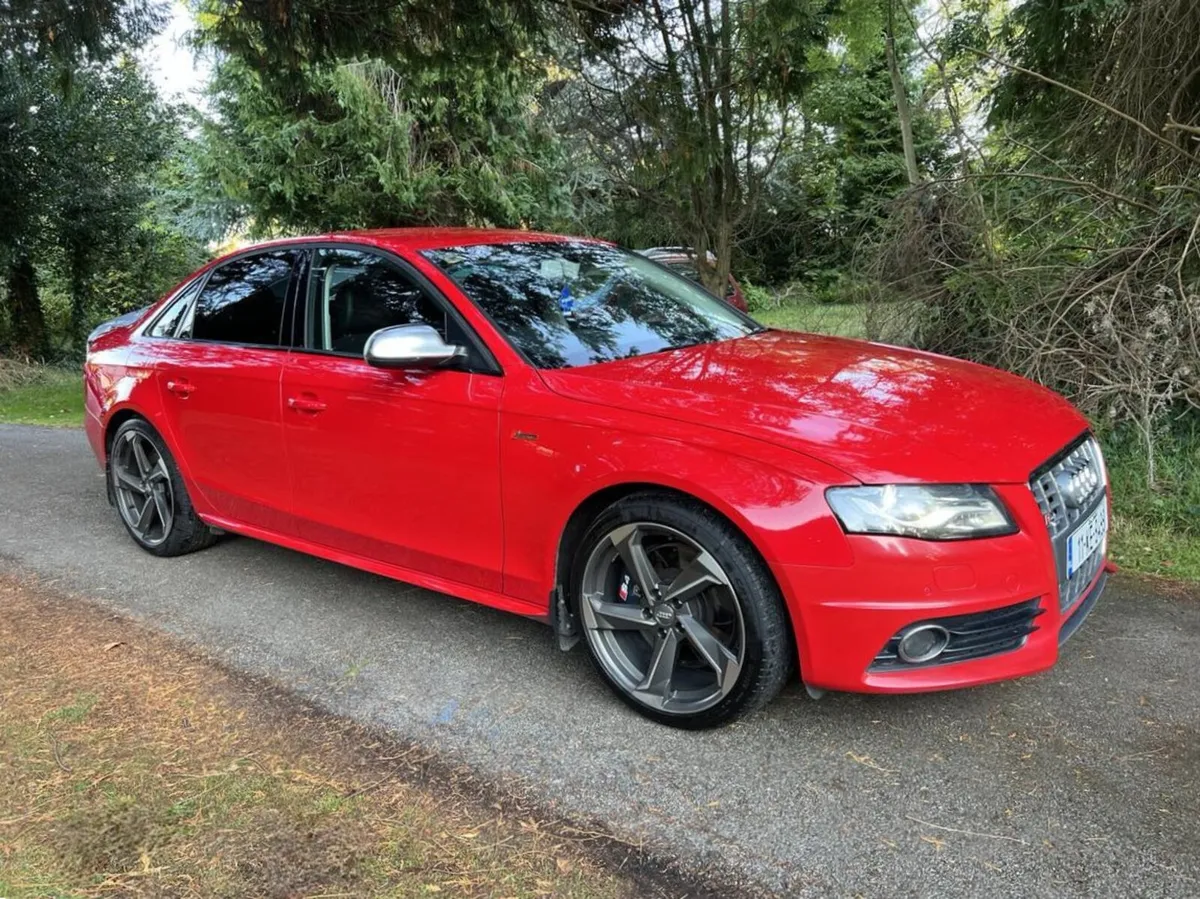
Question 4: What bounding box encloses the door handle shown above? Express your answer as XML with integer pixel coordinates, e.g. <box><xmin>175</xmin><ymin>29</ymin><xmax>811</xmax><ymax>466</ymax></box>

<box><xmin>166</xmin><ymin>379</ymin><xmax>195</xmax><ymax>397</ymax></box>
<box><xmin>287</xmin><ymin>395</ymin><xmax>327</xmax><ymax>413</ymax></box>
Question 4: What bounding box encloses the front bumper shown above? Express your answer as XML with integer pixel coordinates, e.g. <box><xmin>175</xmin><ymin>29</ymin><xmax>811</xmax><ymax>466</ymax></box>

<box><xmin>781</xmin><ymin>480</ymin><xmax>1110</xmax><ymax>694</ymax></box>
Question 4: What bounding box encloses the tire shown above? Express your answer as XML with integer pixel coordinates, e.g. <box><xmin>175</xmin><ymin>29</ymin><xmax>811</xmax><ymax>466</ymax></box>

<box><xmin>108</xmin><ymin>418</ymin><xmax>217</xmax><ymax>557</ymax></box>
<box><xmin>571</xmin><ymin>491</ymin><xmax>792</xmax><ymax>728</ymax></box>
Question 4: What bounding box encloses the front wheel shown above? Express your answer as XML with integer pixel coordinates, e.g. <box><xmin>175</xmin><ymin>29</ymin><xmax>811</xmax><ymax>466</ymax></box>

<box><xmin>571</xmin><ymin>492</ymin><xmax>792</xmax><ymax>728</ymax></box>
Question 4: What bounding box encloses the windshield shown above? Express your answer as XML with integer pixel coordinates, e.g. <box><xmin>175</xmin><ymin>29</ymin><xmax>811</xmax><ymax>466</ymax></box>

<box><xmin>422</xmin><ymin>241</ymin><xmax>759</xmax><ymax>369</ymax></box>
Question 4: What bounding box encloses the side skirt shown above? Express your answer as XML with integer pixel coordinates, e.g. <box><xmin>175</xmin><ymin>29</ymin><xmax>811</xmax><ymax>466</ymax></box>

<box><xmin>200</xmin><ymin>514</ymin><xmax>550</xmax><ymax>622</ymax></box>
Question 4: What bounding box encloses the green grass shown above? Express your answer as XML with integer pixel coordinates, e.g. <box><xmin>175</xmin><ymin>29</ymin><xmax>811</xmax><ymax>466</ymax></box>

<box><xmin>755</xmin><ymin>300</ymin><xmax>868</xmax><ymax>339</ymax></box>
<box><xmin>0</xmin><ymin>361</ymin><xmax>83</xmax><ymax>427</ymax></box>
<box><xmin>1102</xmin><ymin>421</ymin><xmax>1200</xmax><ymax>580</ymax></box>
<box><xmin>44</xmin><ymin>692</ymin><xmax>98</xmax><ymax>724</ymax></box>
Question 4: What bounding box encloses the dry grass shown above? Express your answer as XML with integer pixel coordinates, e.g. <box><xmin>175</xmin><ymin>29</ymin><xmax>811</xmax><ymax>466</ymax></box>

<box><xmin>0</xmin><ymin>574</ymin><xmax>684</xmax><ymax>899</ymax></box>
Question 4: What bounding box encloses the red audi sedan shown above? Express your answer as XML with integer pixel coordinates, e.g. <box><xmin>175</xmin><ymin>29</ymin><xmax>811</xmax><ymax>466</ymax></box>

<box><xmin>84</xmin><ymin>229</ymin><xmax>1112</xmax><ymax>728</ymax></box>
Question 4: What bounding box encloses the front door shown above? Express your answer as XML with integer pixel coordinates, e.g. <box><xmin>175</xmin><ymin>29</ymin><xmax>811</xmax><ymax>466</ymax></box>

<box><xmin>154</xmin><ymin>248</ymin><xmax>301</xmax><ymax>533</ymax></box>
<box><xmin>281</xmin><ymin>246</ymin><xmax>505</xmax><ymax>593</ymax></box>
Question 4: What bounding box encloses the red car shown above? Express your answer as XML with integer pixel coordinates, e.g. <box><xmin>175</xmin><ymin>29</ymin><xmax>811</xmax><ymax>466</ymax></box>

<box><xmin>85</xmin><ymin>229</ymin><xmax>1111</xmax><ymax>728</ymax></box>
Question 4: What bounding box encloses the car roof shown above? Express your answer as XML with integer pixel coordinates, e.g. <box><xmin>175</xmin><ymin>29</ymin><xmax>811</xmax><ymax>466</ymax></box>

<box><xmin>639</xmin><ymin>246</ymin><xmax>695</xmax><ymax>257</ymax></box>
<box><xmin>638</xmin><ymin>247</ymin><xmax>717</xmax><ymax>265</ymax></box>
<box><xmin>214</xmin><ymin>228</ymin><xmax>609</xmax><ymax>262</ymax></box>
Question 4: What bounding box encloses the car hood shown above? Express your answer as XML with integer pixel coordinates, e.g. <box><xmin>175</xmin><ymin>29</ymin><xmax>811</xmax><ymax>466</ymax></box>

<box><xmin>537</xmin><ymin>330</ymin><xmax>1088</xmax><ymax>484</ymax></box>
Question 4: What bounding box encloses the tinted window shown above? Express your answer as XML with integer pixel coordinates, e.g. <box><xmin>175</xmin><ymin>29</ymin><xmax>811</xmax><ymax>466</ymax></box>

<box><xmin>664</xmin><ymin>260</ymin><xmax>734</xmax><ymax>297</ymax></box>
<box><xmin>192</xmin><ymin>251</ymin><xmax>298</xmax><ymax>346</ymax></box>
<box><xmin>665</xmin><ymin>261</ymin><xmax>702</xmax><ymax>282</ymax></box>
<box><xmin>145</xmin><ymin>281</ymin><xmax>201</xmax><ymax>338</ymax></box>
<box><xmin>423</xmin><ymin>242</ymin><xmax>757</xmax><ymax>369</ymax></box>
<box><xmin>307</xmin><ymin>249</ymin><xmax>447</xmax><ymax>355</ymax></box>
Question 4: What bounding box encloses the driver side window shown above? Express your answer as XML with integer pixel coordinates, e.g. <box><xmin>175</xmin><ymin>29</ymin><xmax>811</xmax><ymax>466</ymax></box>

<box><xmin>307</xmin><ymin>248</ymin><xmax>447</xmax><ymax>356</ymax></box>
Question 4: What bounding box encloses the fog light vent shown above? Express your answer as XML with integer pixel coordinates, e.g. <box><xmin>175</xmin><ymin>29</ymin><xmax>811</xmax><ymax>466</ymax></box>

<box><xmin>897</xmin><ymin>624</ymin><xmax>950</xmax><ymax>663</ymax></box>
<box><xmin>871</xmin><ymin>598</ymin><xmax>1043</xmax><ymax>671</ymax></box>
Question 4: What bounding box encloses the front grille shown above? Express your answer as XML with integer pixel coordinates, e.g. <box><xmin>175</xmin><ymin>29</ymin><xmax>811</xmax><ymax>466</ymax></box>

<box><xmin>1030</xmin><ymin>434</ymin><xmax>1108</xmax><ymax>612</ymax></box>
<box><xmin>871</xmin><ymin>598</ymin><xmax>1043</xmax><ymax>670</ymax></box>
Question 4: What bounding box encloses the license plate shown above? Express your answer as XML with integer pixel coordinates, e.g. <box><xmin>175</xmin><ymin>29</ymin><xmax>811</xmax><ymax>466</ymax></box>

<box><xmin>1066</xmin><ymin>503</ymin><xmax>1108</xmax><ymax>578</ymax></box>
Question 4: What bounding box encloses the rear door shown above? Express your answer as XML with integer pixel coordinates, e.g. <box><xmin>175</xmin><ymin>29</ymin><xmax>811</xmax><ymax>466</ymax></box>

<box><xmin>154</xmin><ymin>248</ymin><xmax>301</xmax><ymax>533</ymax></box>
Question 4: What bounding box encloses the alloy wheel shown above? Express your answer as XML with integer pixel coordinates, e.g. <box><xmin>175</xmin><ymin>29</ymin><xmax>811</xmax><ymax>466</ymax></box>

<box><xmin>579</xmin><ymin>522</ymin><xmax>746</xmax><ymax>714</ymax></box>
<box><xmin>112</xmin><ymin>430</ymin><xmax>174</xmax><ymax>547</ymax></box>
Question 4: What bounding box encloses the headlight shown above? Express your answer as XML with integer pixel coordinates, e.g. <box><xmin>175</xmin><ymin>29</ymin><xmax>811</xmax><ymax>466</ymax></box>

<box><xmin>826</xmin><ymin>484</ymin><xmax>1017</xmax><ymax>540</ymax></box>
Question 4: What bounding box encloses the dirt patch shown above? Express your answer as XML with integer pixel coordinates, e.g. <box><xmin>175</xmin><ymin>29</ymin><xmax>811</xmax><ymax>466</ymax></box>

<box><xmin>0</xmin><ymin>573</ymin><xmax>746</xmax><ymax>898</ymax></box>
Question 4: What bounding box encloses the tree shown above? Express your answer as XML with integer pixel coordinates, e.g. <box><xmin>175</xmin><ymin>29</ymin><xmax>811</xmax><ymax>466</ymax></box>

<box><xmin>194</xmin><ymin>53</ymin><xmax>568</xmax><ymax>235</ymax></box>
<box><xmin>0</xmin><ymin>60</ymin><xmax>186</xmax><ymax>354</ymax></box>
<box><xmin>883</xmin><ymin>0</ymin><xmax>921</xmax><ymax>185</ymax></box>
<box><xmin>55</xmin><ymin>65</ymin><xmax>178</xmax><ymax>340</ymax></box>
<box><xmin>727</xmin><ymin>0</ymin><xmax>936</xmax><ymax>289</ymax></box>
<box><xmin>0</xmin><ymin>0</ymin><xmax>166</xmax><ymax>356</ymax></box>
<box><xmin>194</xmin><ymin>0</ymin><xmax>544</xmax><ymax>86</ymax></box>
<box><xmin>555</xmin><ymin>0</ymin><xmax>837</xmax><ymax>294</ymax></box>
<box><xmin>0</xmin><ymin>0</ymin><xmax>163</xmax><ymax>71</ymax></box>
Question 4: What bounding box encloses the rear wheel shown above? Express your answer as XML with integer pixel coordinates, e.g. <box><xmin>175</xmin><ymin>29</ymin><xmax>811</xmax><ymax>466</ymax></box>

<box><xmin>109</xmin><ymin>418</ymin><xmax>216</xmax><ymax>557</ymax></box>
<box><xmin>572</xmin><ymin>492</ymin><xmax>791</xmax><ymax>728</ymax></box>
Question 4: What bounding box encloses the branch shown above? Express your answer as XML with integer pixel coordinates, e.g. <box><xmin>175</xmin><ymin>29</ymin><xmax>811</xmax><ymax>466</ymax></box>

<box><xmin>935</xmin><ymin>171</ymin><xmax>1158</xmax><ymax>214</ymax></box>
<box><xmin>970</xmin><ymin>48</ymin><xmax>1200</xmax><ymax>168</ymax></box>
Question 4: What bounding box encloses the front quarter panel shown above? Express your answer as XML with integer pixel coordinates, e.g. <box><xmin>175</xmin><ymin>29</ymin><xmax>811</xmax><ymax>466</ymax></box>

<box><xmin>498</xmin><ymin>368</ymin><xmax>857</xmax><ymax>613</ymax></box>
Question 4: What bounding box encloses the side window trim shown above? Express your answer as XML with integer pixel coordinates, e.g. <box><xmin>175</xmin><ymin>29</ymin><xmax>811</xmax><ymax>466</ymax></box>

<box><xmin>282</xmin><ymin>249</ymin><xmax>311</xmax><ymax>350</ymax></box>
<box><xmin>295</xmin><ymin>243</ymin><xmax>501</xmax><ymax>376</ymax></box>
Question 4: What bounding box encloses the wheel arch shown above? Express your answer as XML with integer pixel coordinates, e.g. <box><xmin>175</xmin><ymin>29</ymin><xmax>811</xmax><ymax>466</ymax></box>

<box><xmin>103</xmin><ymin>407</ymin><xmax>151</xmax><ymax>458</ymax></box>
<box><xmin>552</xmin><ymin>480</ymin><xmax>802</xmax><ymax>667</ymax></box>
<box><xmin>102</xmin><ymin>409</ymin><xmax>161</xmax><ymax>503</ymax></box>
<box><xmin>101</xmin><ymin>406</ymin><xmax>205</xmax><ymax>512</ymax></box>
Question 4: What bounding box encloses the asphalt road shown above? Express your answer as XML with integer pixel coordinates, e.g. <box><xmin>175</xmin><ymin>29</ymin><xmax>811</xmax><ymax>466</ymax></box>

<box><xmin>2</xmin><ymin>423</ymin><xmax>1198</xmax><ymax>897</ymax></box>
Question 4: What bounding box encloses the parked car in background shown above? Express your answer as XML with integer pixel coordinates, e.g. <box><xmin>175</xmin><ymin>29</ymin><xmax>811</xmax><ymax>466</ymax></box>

<box><xmin>638</xmin><ymin>246</ymin><xmax>748</xmax><ymax>311</ymax></box>
<box><xmin>85</xmin><ymin>229</ymin><xmax>1111</xmax><ymax>729</ymax></box>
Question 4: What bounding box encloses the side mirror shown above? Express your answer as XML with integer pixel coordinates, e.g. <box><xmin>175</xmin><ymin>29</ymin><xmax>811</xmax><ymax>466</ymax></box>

<box><xmin>364</xmin><ymin>324</ymin><xmax>467</xmax><ymax>370</ymax></box>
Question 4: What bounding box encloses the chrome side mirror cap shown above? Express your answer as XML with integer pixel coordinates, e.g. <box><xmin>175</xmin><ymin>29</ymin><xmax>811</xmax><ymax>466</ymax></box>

<box><xmin>363</xmin><ymin>324</ymin><xmax>467</xmax><ymax>370</ymax></box>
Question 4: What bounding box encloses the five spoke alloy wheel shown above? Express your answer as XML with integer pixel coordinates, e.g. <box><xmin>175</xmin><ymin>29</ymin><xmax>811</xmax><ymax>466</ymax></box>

<box><xmin>579</xmin><ymin>520</ymin><xmax>748</xmax><ymax>717</ymax></box>
<box><xmin>112</xmin><ymin>428</ymin><xmax>174</xmax><ymax>547</ymax></box>
<box><xmin>573</xmin><ymin>492</ymin><xmax>792</xmax><ymax>727</ymax></box>
<box><xmin>108</xmin><ymin>418</ymin><xmax>215</xmax><ymax>557</ymax></box>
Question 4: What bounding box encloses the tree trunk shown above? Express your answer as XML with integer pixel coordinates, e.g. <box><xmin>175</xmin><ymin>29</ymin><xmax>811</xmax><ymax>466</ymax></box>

<box><xmin>6</xmin><ymin>254</ymin><xmax>46</xmax><ymax>359</ymax></box>
<box><xmin>885</xmin><ymin>2</ymin><xmax>922</xmax><ymax>187</ymax></box>
<box><xmin>712</xmin><ymin>219</ymin><xmax>732</xmax><ymax>297</ymax></box>
<box><xmin>69</xmin><ymin>243</ymin><xmax>91</xmax><ymax>349</ymax></box>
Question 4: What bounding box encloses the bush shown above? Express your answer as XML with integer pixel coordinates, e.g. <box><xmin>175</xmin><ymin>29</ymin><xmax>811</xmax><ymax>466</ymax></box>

<box><xmin>739</xmin><ymin>278</ymin><xmax>775</xmax><ymax>312</ymax></box>
<box><xmin>861</xmin><ymin>182</ymin><xmax>1200</xmax><ymax>485</ymax></box>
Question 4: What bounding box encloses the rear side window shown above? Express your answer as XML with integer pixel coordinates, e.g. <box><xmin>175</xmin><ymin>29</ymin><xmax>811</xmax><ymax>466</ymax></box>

<box><xmin>192</xmin><ymin>250</ymin><xmax>299</xmax><ymax>346</ymax></box>
<box><xmin>145</xmin><ymin>281</ymin><xmax>202</xmax><ymax>338</ymax></box>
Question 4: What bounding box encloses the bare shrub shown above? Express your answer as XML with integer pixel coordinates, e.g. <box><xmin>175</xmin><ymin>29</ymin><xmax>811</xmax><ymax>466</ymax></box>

<box><xmin>858</xmin><ymin>174</ymin><xmax>1200</xmax><ymax>489</ymax></box>
<box><xmin>0</xmin><ymin>356</ymin><xmax>55</xmax><ymax>391</ymax></box>
<box><xmin>857</xmin><ymin>0</ymin><xmax>1200</xmax><ymax>487</ymax></box>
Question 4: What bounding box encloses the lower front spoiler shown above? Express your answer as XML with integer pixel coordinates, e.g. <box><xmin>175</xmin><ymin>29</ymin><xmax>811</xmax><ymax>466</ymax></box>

<box><xmin>795</xmin><ymin>565</ymin><xmax>1109</xmax><ymax>695</ymax></box>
